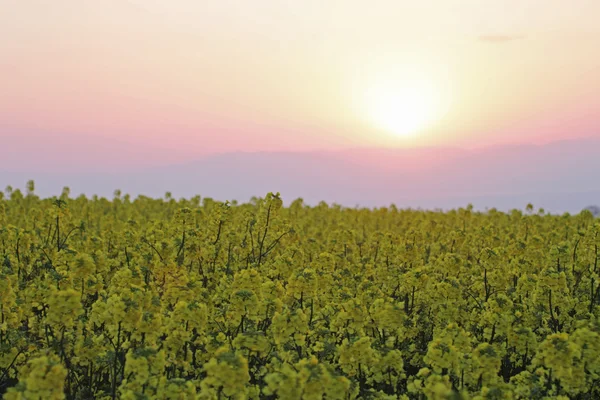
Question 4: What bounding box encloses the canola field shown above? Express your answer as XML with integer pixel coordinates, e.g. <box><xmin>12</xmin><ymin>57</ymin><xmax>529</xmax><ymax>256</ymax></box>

<box><xmin>1</xmin><ymin>183</ymin><xmax>600</xmax><ymax>399</ymax></box>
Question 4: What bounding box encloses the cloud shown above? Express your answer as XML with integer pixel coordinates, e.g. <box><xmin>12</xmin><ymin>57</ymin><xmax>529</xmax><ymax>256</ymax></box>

<box><xmin>478</xmin><ymin>34</ymin><xmax>526</xmax><ymax>43</ymax></box>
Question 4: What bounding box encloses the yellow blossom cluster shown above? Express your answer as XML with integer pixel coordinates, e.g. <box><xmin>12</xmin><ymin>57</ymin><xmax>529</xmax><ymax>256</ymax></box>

<box><xmin>1</xmin><ymin>184</ymin><xmax>600</xmax><ymax>398</ymax></box>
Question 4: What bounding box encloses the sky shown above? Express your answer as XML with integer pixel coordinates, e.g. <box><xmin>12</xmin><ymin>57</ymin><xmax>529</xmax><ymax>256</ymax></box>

<box><xmin>1</xmin><ymin>1</ymin><xmax>600</xmax><ymax>209</ymax></box>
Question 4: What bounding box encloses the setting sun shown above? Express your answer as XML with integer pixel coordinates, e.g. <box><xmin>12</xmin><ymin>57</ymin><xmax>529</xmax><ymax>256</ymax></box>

<box><xmin>365</xmin><ymin>79</ymin><xmax>439</xmax><ymax>138</ymax></box>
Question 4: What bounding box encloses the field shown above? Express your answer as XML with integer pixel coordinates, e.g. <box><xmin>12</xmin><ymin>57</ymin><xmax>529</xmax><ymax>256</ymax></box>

<box><xmin>1</xmin><ymin>184</ymin><xmax>600</xmax><ymax>399</ymax></box>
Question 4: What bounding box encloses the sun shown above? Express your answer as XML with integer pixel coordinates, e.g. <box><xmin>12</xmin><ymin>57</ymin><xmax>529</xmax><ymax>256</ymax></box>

<box><xmin>364</xmin><ymin>79</ymin><xmax>439</xmax><ymax>138</ymax></box>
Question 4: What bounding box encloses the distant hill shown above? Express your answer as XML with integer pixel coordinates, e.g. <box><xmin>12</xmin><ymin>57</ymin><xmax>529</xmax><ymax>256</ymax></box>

<box><xmin>2</xmin><ymin>137</ymin><xmax>600</xmax><ymax>213</ymax></box>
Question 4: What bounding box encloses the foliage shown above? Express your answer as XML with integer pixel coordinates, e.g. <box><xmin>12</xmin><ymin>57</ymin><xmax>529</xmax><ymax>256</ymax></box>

<box><xmin>1</xmin><ymin>185</ymin><xmax>600</xmax><ymax>399</ymax></box>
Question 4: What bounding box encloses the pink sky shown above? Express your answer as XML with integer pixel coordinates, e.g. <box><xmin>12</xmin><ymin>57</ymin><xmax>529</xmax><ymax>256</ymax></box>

<box><xmin>1</xmin><ymin>0</ymin><xmax>600</xmax><ymax>171</ymax></box>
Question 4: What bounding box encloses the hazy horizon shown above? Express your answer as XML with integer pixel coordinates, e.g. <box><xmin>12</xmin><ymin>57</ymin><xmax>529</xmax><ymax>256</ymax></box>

<box><xmin>3</xmin><ymin>137</ymin><xmax>600</xmax><ymax>214</ymax></box>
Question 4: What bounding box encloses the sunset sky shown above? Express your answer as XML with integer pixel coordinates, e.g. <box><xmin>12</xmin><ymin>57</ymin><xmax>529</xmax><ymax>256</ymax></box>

<box><xmin>1</xmin><ymin>1</ymin><xmax>600</xmax><ymax>209</ymax></box>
